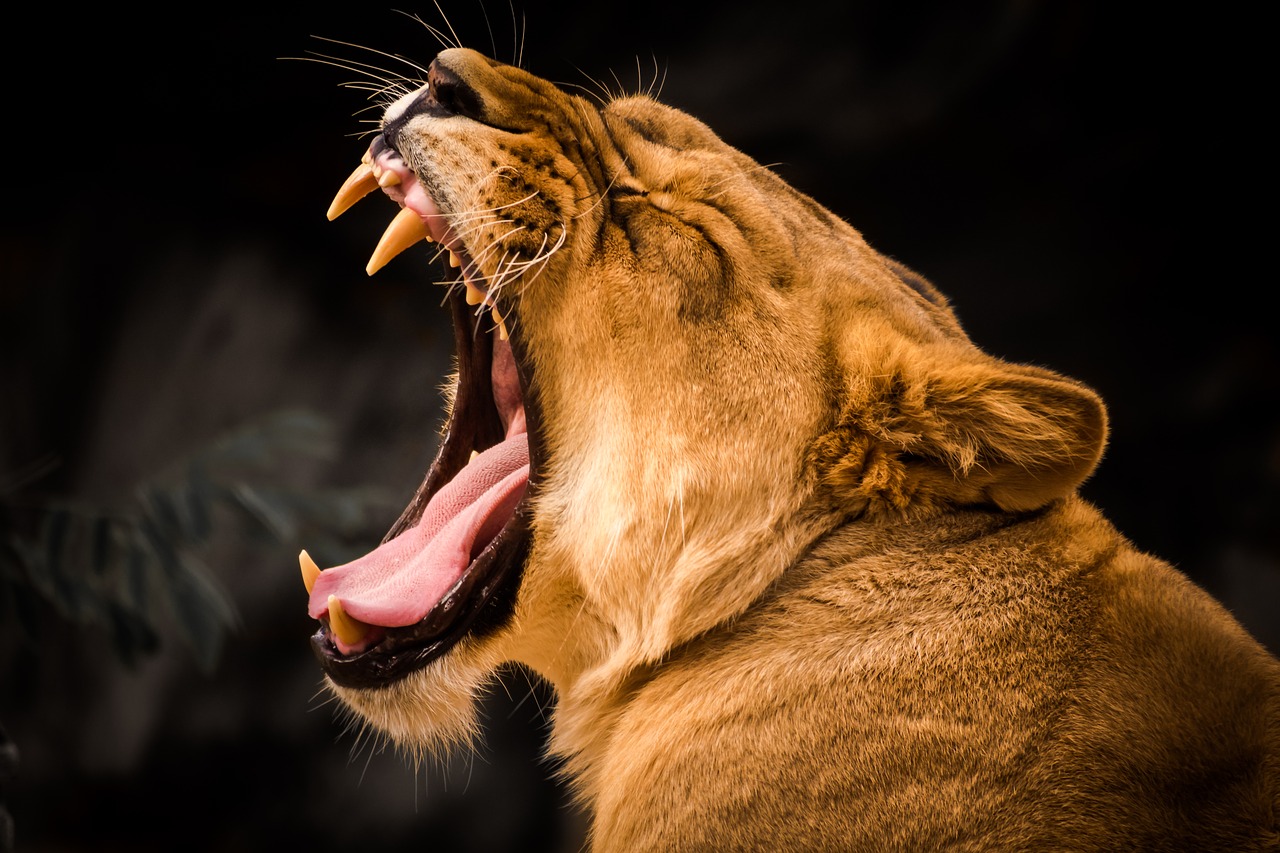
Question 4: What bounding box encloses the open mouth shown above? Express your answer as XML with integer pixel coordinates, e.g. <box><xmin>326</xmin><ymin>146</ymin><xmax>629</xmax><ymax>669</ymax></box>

<box><xmin>300</xmin><ymin>132</ymin><xmax>540</xmax><ymax>690</ymax></box>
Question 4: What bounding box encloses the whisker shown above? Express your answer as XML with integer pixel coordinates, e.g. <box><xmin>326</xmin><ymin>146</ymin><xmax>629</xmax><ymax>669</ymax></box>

<box><xmin>513</xmin><ymin>2</ymin><xmax>527</xmax><ymax>68</ymax></box>
<box><xmin>286</xmin><ymin>53</ymin><xmax>410</xmax><ymax>95</ymax></box>
<box><xmin>701</xmin><ymin>160</ymin><xmax>789</xmax><ymax>203</ymax></box>
<box><xmin>397</xmin><ymin>8</ymin><xmax>456</xmax><ymax>52</ymax></box>
<box><xmin>357</xmin><ymin>731</ymin><xmax>382</xmax><ymax>786</ymax></box>
<box><xmin>331</xmin><ymin>81</ymin><xmax>399</xmax><ymax>97</ymax></box>
<box><xmin>556</xmin><ymin>79</ymin><xmax>608</xmax><ymax>106</ymax></box>
<box><xmin>650</xmin><ymin>54</ymin><xmax>669</xmax><ymax>100</ymax></box>
<box><xmin>422</xmin><ymin>0</ymin><xmax>465</xmax><ymax>50</ymax></box>
<box><xmin>505</xmin><ymin>666</ymin><xmax>548</xmax><ymax>724</ymax></box>
<box><xmin>308</xmin><ymin>36</ymin><xmax>432</xmax><ymax>79</ymax></box>
<box><xmin>468</xmin><ymin>225</ymin><xmax>530</xmax><ymax>291</ymax></box>
<box><xmin>608</xmin><ymin>66</ymin><xmax>627</xmax><ymax>99</ymax></box>
<box><xmin>308</xmin><ymin>691</ymin><xmax>342</xmax><ymax>714</ymax></box>
<box><xmin>350</xmin><ymin>103</ymin><xmax>391</xmax><ymax>118</ymax></box>
<box><xmin>563</xmin><ymin>65</ymin><xmax>615</xmax><ymax>106</ymax></box>
<box><xmin>474</xmin><ymin>0</ymin><xmax>498</xmax><ymax>60</ymax></box>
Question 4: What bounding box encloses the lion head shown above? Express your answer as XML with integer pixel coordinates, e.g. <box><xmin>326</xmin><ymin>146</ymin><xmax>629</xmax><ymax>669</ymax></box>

<box><xmin>301</xmin><ymin>47</ymin><xmax>1106</xmax><ymax>766</ymax></box>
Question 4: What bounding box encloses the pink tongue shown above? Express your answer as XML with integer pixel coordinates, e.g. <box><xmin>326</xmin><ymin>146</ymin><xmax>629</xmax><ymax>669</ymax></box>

<box><xmin>307</xmin><ymin>433</ymin><xmax>529</xmax><ymax>627</ymax></box>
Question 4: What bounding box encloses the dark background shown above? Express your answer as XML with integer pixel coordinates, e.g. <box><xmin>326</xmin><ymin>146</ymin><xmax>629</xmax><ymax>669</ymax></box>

<box><xmin>1</xmin><ymin>2</ymin><xmax>1275</xmax><ymax>851</ymax></box>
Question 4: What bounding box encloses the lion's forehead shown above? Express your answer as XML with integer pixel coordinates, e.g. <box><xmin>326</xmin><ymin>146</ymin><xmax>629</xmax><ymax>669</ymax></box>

<box><xmin>380</xmin><ymin>49</ymin><xmax>952</xmax><ymax>342</ymax></box>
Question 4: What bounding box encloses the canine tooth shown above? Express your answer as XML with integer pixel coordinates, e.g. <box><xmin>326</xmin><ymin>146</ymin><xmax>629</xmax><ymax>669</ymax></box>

<box><xmin>327</xmin><ymin>595</ymin><xmax>370</xmax><ymax>647</ymax></box>
<box><xmin>449</xmin><ymin>250</ymin><xmax>462</xmax><ymax>268</ymax></box>
<box><xmin>299</xmin><ymin>549</ymin><xmax>321</xmax><ymax>594</ymax></box>
<box><xmin>469</xmin><ymin>450</ymin><xmax>479</xmax><ymax>463</ymax></box>
<box><xmin>465</xmin><ymin>283</ymin><xmax>486</xmax><ymax>305</ymax></box>
<box><xmin>367</xmin><ymin>207</ymin><xmax>429</xmax><ymax>275</ymax></box>
<box><xmin>492</xmin><ymin>307</ymin><xmax>509</xmax><ymax>341</ymax></box>
<box><xmin>326</xmin><ymin>162</ymin><xmax>378</xmax><ymax>221</ymax></box>
<box><xmin>377</xmin><ymin>169</ymin><xmax>401</xmax><ymax>188</ymax></box>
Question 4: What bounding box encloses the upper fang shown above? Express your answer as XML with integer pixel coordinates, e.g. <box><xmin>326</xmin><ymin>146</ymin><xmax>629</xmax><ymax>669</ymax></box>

<box><xmin>327</xmin><ymin>161</ymin><xmax>378</xmax><ymax>221</ymax></box>
<box><xmin>367</xmin><ymin>207</ymin><xmax>430</xmax><ymax>276</ymax></box>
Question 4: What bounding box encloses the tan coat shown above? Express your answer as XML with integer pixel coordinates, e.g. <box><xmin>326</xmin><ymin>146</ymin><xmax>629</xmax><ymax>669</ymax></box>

<box><xmin>313</xmin><ymin>47</ymin><xmax>1280</xmax><ymax>851</ymax></box>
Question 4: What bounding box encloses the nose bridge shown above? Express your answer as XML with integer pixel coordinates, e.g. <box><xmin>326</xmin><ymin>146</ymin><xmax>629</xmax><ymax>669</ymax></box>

<box><xmin>432</xmin><ymin>48</ymin><xmax>565</xmax><ymax>129</ymax></box>
<box><xmin>427</xmin><ymin>53</ymin><xmax>485</xmax><ymax>120</ymax></box>
<box><xmin>434</xmin><ymin>47</ymin><xmax>497</xmax><ymax>77</ymax></box>
<box><xmin>383</xmin><ymin>46</ymin><xmax>600</xmax><ymax>155</ymax></box>
<box><xmin>432</xmin><ymin>47</ymin><xmax>507</xmax><ymax>103</ymax></box>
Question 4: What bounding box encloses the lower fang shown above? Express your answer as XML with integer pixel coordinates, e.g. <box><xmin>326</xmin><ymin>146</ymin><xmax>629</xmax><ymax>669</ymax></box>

<box><xmin>299</xmin><ymin>550</ymin><xmax>322</xmax><ymax>594</ymax></box>
<box><xmin>327</xmin><ymin>595</ymin><xmax>371</xmax><ymax>648</ymax></box>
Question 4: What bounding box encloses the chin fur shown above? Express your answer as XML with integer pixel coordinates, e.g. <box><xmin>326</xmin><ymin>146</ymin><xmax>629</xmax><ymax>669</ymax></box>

<box><xmin>326</xmin><ymin>638</ymin><xmax>498</xmax><ymax>758</ymax></box>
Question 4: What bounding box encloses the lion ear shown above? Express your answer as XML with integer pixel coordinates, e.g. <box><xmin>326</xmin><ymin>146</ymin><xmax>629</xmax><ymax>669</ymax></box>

<box><xmin>825</xmin><ymin>356</ymin><xmax>1108</xmax><ymax>514</ymax></box>
<box><xmin>920</xmin><ymin>361</ymin><xmax>1108</xmax><ymax>511</ymax></box>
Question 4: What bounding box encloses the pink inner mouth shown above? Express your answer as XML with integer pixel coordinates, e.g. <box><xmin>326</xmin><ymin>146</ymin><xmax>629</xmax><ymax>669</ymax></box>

<box><xmin>307</xmin><ymin>431</ymin><xmax>528</xmax><ymax>651</ymax></box>
<box><xmin>373</xmin><ymin>150</ymin><xmax>464</xmax><ymax>251</ymax></box>
<box><xmin>306</xmin><ymin>149</ymin><xmax>529</xmax><ymax>655</ymax></box>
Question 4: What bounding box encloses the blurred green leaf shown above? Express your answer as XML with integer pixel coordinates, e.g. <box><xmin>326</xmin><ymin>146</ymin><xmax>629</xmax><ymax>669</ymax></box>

<box><xmin>161</xmin><ymin>553</ymin><xmax>238</xmax><ymax>674</ymax></box>
<box><xmin>89</xmin><ymin>517</ymin><xmax>112</xmax><ymax>578</ymax></box>
<box><xmin>0</xmin><ymin>409</ymin><xmax>393</xmax><ymax>673</ymax></box>
<box><xmin>105</xmin><ymin>600</ymin><xmax>160</xmax><ymax>667</ymax></box>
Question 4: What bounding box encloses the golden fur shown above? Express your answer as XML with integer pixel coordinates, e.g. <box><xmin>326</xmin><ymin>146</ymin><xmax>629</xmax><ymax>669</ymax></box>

<box><xmin>327</xmin><ymin>48</ymin><xmax>1280</xmax><ymax>850</ymax></box>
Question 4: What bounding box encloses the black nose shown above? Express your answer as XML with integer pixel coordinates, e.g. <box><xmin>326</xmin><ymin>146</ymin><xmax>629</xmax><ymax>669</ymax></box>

<box><xmin>369</xmin><ymin>132</ymin><xmax>393</xmax><ymax>159</ymax></box>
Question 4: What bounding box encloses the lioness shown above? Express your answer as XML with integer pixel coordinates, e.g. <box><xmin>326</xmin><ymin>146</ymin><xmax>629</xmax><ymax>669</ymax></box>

<box><xmin>300</xmin><ymin>47</ymin><xmax>1280</xmax><ymax>850</ymax></box>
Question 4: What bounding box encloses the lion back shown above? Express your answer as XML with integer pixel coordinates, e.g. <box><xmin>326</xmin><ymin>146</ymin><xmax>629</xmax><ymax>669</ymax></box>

<box><xmin>588</xmin><ymin>495</ymin><xmax>1280</xmax><ymax>851</ymax></box>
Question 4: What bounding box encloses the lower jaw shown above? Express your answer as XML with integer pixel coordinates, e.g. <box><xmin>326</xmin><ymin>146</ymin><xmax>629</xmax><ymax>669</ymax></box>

<box><xmin>314</xmin><ymin>506</ymin><xmax>532</xmax><ymax>689</ymax></box>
